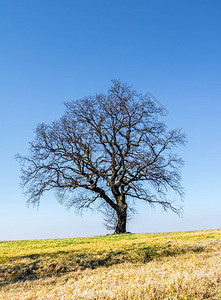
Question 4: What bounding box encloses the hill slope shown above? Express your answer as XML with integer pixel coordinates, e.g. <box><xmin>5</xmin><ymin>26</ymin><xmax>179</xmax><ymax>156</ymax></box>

<box><xmin>0</xmin><ymin>229</ymin><xmax>221</xmax><ymax>299</ymax></box>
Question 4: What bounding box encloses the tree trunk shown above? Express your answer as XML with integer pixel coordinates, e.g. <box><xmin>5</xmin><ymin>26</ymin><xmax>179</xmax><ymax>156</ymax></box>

<box><xmin>114</xmin><ymin>205</ymin><xmax>127</xmax><ymax>234</ymax></box>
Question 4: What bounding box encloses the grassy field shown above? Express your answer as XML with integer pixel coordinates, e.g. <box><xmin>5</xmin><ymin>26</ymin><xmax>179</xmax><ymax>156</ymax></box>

<box><xmin>0</xmin><ymin>229</ymin><xmax>221</xmax><ymax>299</ymax></box>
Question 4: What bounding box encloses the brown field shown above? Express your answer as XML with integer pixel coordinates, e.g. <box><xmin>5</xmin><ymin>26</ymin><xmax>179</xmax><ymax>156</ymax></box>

<box><xmin>0</xmin><ymin>229</ymin><xmax>221</xmax><ymax>299</ymax></box>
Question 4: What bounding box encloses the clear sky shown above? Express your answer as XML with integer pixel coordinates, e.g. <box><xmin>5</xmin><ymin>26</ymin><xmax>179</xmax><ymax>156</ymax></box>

<box><xmin>1</xmin><ymin>0</ymin><xmax>221</xmax><ymax>240</ymax></box>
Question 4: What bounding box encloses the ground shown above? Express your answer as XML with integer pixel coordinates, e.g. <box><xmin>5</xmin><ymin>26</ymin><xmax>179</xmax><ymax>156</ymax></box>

<box><xmin>0</xmin><ymin>229</ymin><xmax>221</xmax><ymax>299</ymax></box>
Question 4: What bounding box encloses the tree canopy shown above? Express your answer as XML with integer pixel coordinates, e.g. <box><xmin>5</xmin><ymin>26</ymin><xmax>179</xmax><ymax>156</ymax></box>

<box><xmin>17</xmin><ymin>80</ymin><xmax>186</xmax><ymax>233</ymax></box>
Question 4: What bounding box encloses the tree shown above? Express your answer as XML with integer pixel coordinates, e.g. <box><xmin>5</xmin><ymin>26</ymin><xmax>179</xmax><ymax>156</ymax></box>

<box><xmin>17</xmin><ymin>80</ymin><xmax>186</xmax><ymax>234</ymax></box>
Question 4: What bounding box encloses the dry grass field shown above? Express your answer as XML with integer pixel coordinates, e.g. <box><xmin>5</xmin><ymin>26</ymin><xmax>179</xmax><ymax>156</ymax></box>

<box><xmin>0</xmin><ymin>229</ymin><xmax>221</xmax><ymax>299</ymax></box>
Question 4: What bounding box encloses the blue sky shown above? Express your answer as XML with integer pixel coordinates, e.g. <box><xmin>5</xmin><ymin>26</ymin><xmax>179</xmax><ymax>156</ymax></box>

<box><xmin>1</xmin><ymin>0</ymin><xmax>221</xmax><ymax>240</ymax></box>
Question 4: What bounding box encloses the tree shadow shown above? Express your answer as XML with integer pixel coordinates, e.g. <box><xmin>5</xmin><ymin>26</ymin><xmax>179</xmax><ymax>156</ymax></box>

<box><xmin>0</xmin><ymin>244</ymin><xmax>205</xmax><ymax>286</ymax></box>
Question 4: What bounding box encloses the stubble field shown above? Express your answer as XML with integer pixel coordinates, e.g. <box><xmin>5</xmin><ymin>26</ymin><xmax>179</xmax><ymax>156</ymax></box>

<box><xmin>0</xmin><ymin>229</ymin><xmax>221</xmax><ymax>299</ymax></box>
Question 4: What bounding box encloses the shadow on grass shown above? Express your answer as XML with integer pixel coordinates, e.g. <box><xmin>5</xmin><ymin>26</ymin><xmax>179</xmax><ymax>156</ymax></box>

<box><xmin>0</xmin><ymin>244</ymin><xmax>205</xmax><ymax>286</ymax></box>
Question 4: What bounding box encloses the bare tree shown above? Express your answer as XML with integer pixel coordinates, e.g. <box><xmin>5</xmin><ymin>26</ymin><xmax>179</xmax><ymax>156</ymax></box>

<box><xmin>17</xmin><ymin>80</ymin><xmax>186</xmax><ymax>234</ymax></box>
